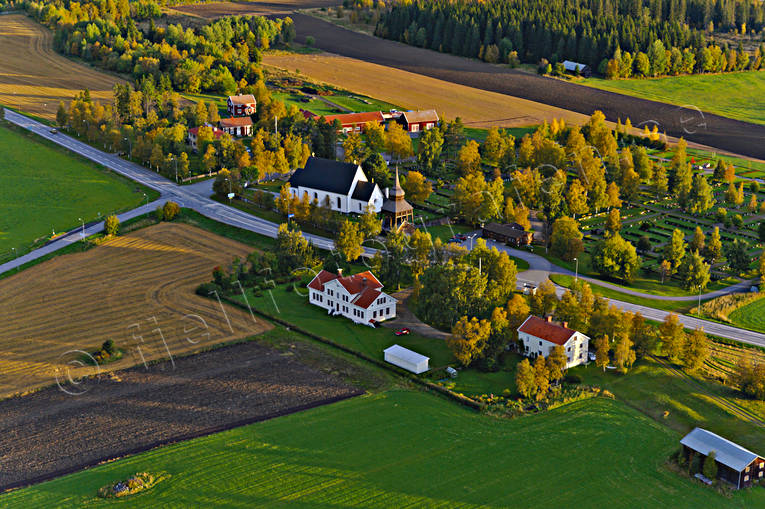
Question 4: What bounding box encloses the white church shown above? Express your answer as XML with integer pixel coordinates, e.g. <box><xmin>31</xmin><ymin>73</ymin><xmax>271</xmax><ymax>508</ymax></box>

<box><xmin>288</xmin><ymin>157</ymin><xmax>384</xmax><ymax>214</ymax></box>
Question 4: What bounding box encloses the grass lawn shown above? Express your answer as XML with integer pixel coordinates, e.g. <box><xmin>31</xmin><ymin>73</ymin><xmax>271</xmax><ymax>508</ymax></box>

<box><xmin>543</xmin><ymin>252</ymin><xmax>739</xmax><ymax>298</ymax></box>
<box><xmin>571</xmin><ymin>356</ymin><xmax>765</xmax><ymax>454</ymax></box>
<box><xmin>4</xmin><ymin>390</ymin><xmax>763</xmax><ymax>508</ymax></box>
<box><xmin>582</xmin><ymin>71</ymin><xmax>765</xmax><ymax>125</ymax></box>
<box><xmin>237</xmin><ymin>283</ymin><xmax>455</xmax><ymax>367</ymax></box>
<box><xmin>550</xmin><ymin>274</ymin><xmax>699</xmax><ymax>313</ymax></box>
<box><xmin>729</xmin><ymin>295</ymin><xmax>765</xmax><ymax>334</ymax></box>
<box><xmin>0</xmin><ymin>123</ymin><xmax>155</xmax><ymax>256</ymax></box>
<box><xmin>423</xmin><ymin>223</ymin><xmax>473</xmax><ymax>243</ymax></box>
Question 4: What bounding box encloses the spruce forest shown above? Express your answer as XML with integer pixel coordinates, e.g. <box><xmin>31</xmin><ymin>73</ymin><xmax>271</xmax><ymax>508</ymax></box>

<box><xmin>376</xmin><ymin>0</ymin><xmax>765</xmax><ymax>77</ymax></box>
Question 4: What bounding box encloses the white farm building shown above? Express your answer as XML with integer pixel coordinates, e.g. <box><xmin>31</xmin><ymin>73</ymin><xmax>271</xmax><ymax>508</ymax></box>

<box><xmin>384</xmin><ymin>344</ymin><xmax>429</xmax><ymax>374</ymax></box>
<box><xmin>307</xmin><ymin>269</ymin><xmax>396</xmax><ymax>325</ymax></box>
<box><xmin>517</xmin><ymin>315</ymin><xmax>589</xmax><ymax>368</ymax></box>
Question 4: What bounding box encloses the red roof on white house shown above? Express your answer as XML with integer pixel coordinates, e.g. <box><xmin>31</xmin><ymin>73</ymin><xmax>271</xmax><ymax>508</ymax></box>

<box><xmin>307</xmin><ymin>270</ymin><xmax>386</xmax><ymax>309</ymax></box>
<box><xmin>517</xmin><ymin>316</ymin><xmax>578</xmax><ymax>346</ymax></box>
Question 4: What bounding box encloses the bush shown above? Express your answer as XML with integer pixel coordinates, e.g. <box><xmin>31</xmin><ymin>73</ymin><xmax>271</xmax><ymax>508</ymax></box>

<box><xmin>104</xmin><ymin>214</ymin><xmax>119</xmax><ymax>236</ymax></box>
<box><xmin>162</xmin><ymin>201</ymin><xmax>181</xmax><ymax>221</ymax></box>
<box><xmin>305</xmin><ymin>35</ymin><xmax>315</xmax><ymax>47</ymax></box>
<box><xmin>195</xmin><ymin>282</ymin><xmax>220</xmax><ymax>296</ymax></box>
<box><xmin>102</xmin><ymin>339</ymin><xmax>115</xmax><ymax>355</ymax></box>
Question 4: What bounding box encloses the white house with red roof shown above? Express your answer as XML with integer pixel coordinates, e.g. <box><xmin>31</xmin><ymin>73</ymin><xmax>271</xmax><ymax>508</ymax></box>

<box><xmin>517</xmin><ymin>315</ymin><xmax>589</xmax><ymax>368</ymax></box>
<box><xmin>307</xmin><ymin>269</ymin><xmax>396</xmax><ymax>325</ymax></box>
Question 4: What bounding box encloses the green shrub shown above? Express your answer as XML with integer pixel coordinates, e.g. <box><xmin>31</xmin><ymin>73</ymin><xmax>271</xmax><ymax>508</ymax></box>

<box><xmin>104</xmin><ymin>214</ymin><xmax>119</xmax><ymax>236</ymax></box>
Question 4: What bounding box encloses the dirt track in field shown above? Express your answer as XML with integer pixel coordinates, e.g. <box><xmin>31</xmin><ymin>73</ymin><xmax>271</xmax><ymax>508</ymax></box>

<box><xmin>0</xmin><ymin>15</ymin><xmax>122</xmax><ymax>120</ymax></box>
<box><xmin>0</xmin><ymin>223</ymin><xmax>269</xmax><ymax>399</ymax></box>
<box><xmin>289</xmin><ymin>14</ymin><xmax>765</xmax><ymax>159</ymax></box>
<box><xmin>0</xmin><ymin>340</ymin><xmax>363</xmax><ymax>491</ymax></box>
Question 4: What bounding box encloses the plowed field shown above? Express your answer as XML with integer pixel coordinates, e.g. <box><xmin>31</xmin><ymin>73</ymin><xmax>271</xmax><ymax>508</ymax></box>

<box><xmin>0</xmin><ymin>15</ymin><xmax>122</xmax><ymax>120</ymax></box>
<box><xmin>0</xmin><ymin>222</ymin><xmax>270</xmax><ymax>399</ymax></box>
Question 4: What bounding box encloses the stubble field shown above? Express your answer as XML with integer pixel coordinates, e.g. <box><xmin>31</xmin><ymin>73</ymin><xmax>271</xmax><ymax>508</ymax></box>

<box><xmin>0</xmin><ymin>222</ymin><xmax>270</xmax><ymax>399</ymax></box>
<box><xmin>263</xmin><ymin>52</ymin><xmax>591</xmax><ymax>128</ymax></box>
<box><xmin>0</xmin><ymin>14</ymin><xmax>122</xmax><ymax>120</ymax></box>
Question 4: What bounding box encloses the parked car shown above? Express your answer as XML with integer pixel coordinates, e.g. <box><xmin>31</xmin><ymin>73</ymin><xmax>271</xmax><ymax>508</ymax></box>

<box><xmin>49</xmin><ymin>128</ymin><xmax>58</xmax><ymax>134</ymax></box>
<box><xmin>457</xmin><ymin>234</ymin><xmax>467</xmax><ymax>241</ymax></box>
<box><xmin>447</xmin><ymin>237</ymin><xmax>460</xmax><ymax>243</ymax></box>
<box><xmin>588</xmin><ymin>352</ymin><xmax>596</xmax><ymax>362</ymax></box>
<box><xmin>394</xmin><ymin>328</ymin><xmax>410</xmax><ymax>336</ymax></box>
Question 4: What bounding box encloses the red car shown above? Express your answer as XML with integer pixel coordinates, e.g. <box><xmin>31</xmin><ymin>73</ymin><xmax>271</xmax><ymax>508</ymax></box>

<box><xmin>394</xmin><ymin>328</ymin><xmax>411</xmax><ymax>336</ymax></box>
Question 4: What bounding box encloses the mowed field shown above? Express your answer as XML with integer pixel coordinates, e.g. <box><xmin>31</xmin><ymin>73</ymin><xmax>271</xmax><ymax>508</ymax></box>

<box><xmin>171</xmin><ymin>0</ymin><xmax>339</xmax><ymax>18</ymax></box>
<box><xmin>584</xmin><ymin>71</ymin><xmax>765</xmax><ymax>126</ymax></box>
<box><xmin>264</xmin><ymin>52</ymin><xmax>592</xmax><ymax>128</ymax></box>
<box><xmin>0</xmin><ymin>222</ymin><xmax>270</xmax><ymax>399</ymax></box>
<box><xmin>0</xmin><ymin>123</ymin><xmax>147</xmax><ymax>255</ymax></box>
<box><xmin>0</xmin><ymin>14</ymin><xmax>122</xmax><ymax>120</ymax></box>
<box><xmin>730</xmin><ymin>295</ymin><xmax>765</xmax><ymax>334</ymax></box>
<box><xmin>4</xmin><ymin>391</ymin><xmax>765</xmax><ymax>508</ymax></box>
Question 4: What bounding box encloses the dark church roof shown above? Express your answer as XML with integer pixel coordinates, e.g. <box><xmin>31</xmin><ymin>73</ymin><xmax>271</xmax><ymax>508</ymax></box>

<box><xmin>351</xmin><ymin>181</ymin><xmax>377</xmax><ymax>201</ymax></box>
<box><xmin>289</xmin><ymin>157</ymin><xmax>360</xmax><ymax>195</ymax></box>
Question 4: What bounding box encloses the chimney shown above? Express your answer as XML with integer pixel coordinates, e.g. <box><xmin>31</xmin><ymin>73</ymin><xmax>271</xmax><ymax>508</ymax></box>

<box><xmin>337</xmin><ymin>268</ymin><xmax>343</xmax><ymax>276</ymax></box>
<box><xmin>562</xmin><ymin>322</ymin><xmax>568</xmax><ymax>329</ymax></box>
<box><xmin>546</xmin><ymin>315</ymin><xmax>552</xmax><ymax>323</ymax></box>
<box><xmin>385</xmin><ymin>187</ymin><xmax>389</xmax><ymax>199</ymax></box>
<box><xmin>362</xmin><ymin>277</ymin><xmax>367</xmax><ymax>286</ymax></box>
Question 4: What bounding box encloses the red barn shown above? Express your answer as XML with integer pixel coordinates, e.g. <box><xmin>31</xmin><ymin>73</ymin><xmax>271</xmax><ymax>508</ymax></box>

<box><xmin>323</xmin><ymin>111</ymin><xmax>385</xmax><ymax>134</ymax></box>
<box><xmin>227</xmin><ymin>94</ymin><xmax>257</xmax><ymax>116</ymax></box>
<box><xmin>399</xmin><ymin>110</ymin><xmax>439</xmax><ymax>133</ymax></box>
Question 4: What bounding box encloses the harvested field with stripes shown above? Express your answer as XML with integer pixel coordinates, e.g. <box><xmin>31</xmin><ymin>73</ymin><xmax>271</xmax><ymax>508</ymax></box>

<box><xmin>0</xmin><ymin>14</ymin><xmax>122</xmax><ymax>120</ymax></box>
<box><xmin>0</xmin><ymin>222</ymin><xmax>270</xmax><ymax>399</ymax></box>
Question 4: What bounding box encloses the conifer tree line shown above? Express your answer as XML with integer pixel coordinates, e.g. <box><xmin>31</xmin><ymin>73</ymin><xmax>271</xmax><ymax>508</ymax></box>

<box><xmin>19</xmin><ymin>0</ymin><xmax>295</xmax><ymax>94</ymax></box>
<box><xmin>376</xmin><ymin>0</ymin><xmax>765</xmax><ymax>77</ymax></box>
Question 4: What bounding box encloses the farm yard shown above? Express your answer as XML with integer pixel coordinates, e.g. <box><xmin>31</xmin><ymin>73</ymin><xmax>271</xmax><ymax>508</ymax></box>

<box><xmin>0</xmin><ymin>222</ymin><xmax>269</xmax><ymax>399</ymax></box>
<box><xmin>4</xmin><ymin>390</ymin><xmax>765</xmax><ymax>508</ymax></box>
<box><xmin>262</xmin><ymin>52</ymin><xmax>592</xmax><ymax>128</ymax></box>
<box><xmin>0</xmin><ymin>123</ymin><xmax>152</xmax><ymax>259</ymax></box>
<box><xmin>0</xmin><ymin>15</ymin><xmax>122</xmax><ymax>121</ymax></box>
<box><xmin>0</xmin><ymin>335</ymin><xmax>362</xmax><ymax>491</ymax></box>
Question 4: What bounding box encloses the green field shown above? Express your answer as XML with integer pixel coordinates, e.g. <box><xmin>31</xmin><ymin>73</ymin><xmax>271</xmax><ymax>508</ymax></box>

<box><xmin>729</xmin><ymin>295</ymin><xmax>765</xmax><ymax>334</ymax></box>
<box><xmin>5</xmin><ymin>390</ymin><xmax>764</xmax><ymax>508</ymax></box>
<box><xmin>583</xmin><ymin>71</ymin><xmax>765</xmax><ymax>125</ymax></box>
<box><xmin>0</xmin><ymin>124</ymin><xmax>153</xmax><ymax>256</ymax></box>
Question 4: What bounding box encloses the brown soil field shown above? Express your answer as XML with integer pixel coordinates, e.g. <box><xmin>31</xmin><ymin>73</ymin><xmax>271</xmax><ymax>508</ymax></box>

<box><xmin>264</xmin><ymin>53</ymin><xmax>591</xmax><ymax>128</ymax></box>
<box><xmin>0</xmin><ymin>339</ymin><xmax>362</xmax><ymax>490</ymax></box>
<box><xmin>290</xmin><ymin>13</ymin><xmax>765</xmax><ymax>159</ymax></box>
<box><xmin>0</xmin><ymin>222</ymin><xmax>270</xmax><ymax>399</ymax></box>
<box><xmin>171</xmin><ymin>0</ymin><xmax>338</xmax><ymax>18</ymax></box>
<box><xmin>0</xmin><ymin>15</ymin><xmax>123</xmax><ymax>121</ymax></box>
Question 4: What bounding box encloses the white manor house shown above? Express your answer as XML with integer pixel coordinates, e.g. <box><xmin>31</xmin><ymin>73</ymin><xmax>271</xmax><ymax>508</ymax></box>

<box><xmin>307</xmin><ymin>269</ymin><xmax>397</xmax><ymax>325</ymax></box>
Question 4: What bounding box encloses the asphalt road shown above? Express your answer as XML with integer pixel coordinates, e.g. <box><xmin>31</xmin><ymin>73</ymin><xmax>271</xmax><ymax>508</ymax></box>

<box><xmin>5</xmin><ymin>109</ymin><xmax>765</xmax><ymax>348</ymax></box>
<box><xmin>289</xmin><ymin>14</ymin><xmax>765</xmax><ymax>160</ymax></box>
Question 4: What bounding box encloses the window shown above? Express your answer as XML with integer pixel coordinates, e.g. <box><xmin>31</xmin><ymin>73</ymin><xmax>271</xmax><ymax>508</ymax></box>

<box><xmin>314</xmin><ymin>192</ymin><xmax>317</xmax><ymax>199</ymax></box>
<box><xmin>359</xmin><ymin>203</ymin><xmax>362</xmax><ymax>211</ymax></box>
<box><xmin>337</xmin><ymin>196</ymin><xmax>341</xmax><ymax>209</ymax></box>
<box><xmin>744</xmin><ymin>475</ymin><xmax>749</xmax><ymax>482</ymax></box>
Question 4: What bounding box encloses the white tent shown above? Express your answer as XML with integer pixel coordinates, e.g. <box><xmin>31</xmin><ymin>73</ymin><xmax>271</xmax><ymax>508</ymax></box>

<box><xmin>384</xmin><ymin>344</ymin><xmax>429</xmax><ymax>374</ymax></box>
